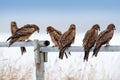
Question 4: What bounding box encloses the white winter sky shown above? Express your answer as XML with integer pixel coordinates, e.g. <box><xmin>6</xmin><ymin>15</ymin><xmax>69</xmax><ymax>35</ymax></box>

<box><xmin>0</xmin><ymin>0</ymin><xmax>120</xmax><ymax>34</ymax></box>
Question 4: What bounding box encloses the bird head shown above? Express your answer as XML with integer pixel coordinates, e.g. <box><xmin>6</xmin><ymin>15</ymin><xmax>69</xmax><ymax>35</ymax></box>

<box><xmin>107</xmin><ymin>24</ymin><xmax>116</xmax><ymax>30</ymax></box>
<box><xmin>11</xmin><ymin>21</ymin><xmax>17</xmax><ymax>26</ymax></box>
<box><xmin>37</xmin><ymin>27</ymin><xmax>40</xmax><ymax>33</ymax></box>
<box><xmin>92</xmin><ymin>24</ymin><xmax>100</xmax><ymax>31</ymax></box>
<box><xmin>46</xmin><ymin>26</ymin><xmax>54</xmax><ymax>34</ymax></box>
<box><xmin>32</xmin><ymin>24</ymin><xmax>40</xmax><ymax>33</ymax></box>
<box><xmin>69</xmin><ymin>24</ymin><xmax>76</xmax><ymax>29</ymax></box>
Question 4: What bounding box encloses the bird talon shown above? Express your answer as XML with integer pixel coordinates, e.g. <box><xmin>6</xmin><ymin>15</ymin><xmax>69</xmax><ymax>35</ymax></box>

<box><xmin>52</xmin><ymin>45</ymin><xmax>57</xmax><ymax>47</ymax></box>
<box><xmin>27</xmin><ymin>40</ymin><xmax>32</xmax><ymax>42</ymax></box>
<box><xmin>105</xmin><ymin>44</ymin><xmax>110</xmax><ymax>47</ymax></box>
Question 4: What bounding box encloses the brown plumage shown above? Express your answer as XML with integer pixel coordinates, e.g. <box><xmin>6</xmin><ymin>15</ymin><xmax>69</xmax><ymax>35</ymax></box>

<box><xmin>59</xmin><ymin>24</ymin><xmax>76</xmax><ymax>59</ymax></box>
<box><xmin>83</xmin><ymin>24</ymin><xmax>100</xmax><ymax>61</ymax></box>
<box><xmin>7</xmin><ymin>24</ymin><xmax>39</xmax><ymax>47</ymax></box>
<box><xmin>11</xmin><ymin>21</ymin><xmax>18</xmax><ymax>34</ymax></box>
<box><xmin>92</xmin><ymin>24</ymin><xmax>116</xmax><ymax>57</ymax></box>
<box><xmin>46</xmin><ymin>26</ymin><xmax>69</xmax><ymax>58</ymax></box>
<box><xmin>11</xmin><ymin>21</ymin><xmax>27</xmax><ymax>55</ymax></box>
<box><xmin>47</xmin><ymin>26</ymin><xmax>62</xmax><ymax>47</ymax></box>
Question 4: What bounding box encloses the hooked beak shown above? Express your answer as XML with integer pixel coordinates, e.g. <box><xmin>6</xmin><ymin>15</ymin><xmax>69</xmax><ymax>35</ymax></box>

<box><xmin>114</xmin><ymin>27</ymin><xmax>116</xmax><ymax>30</ymax></box>
<box><xmin>37</xmin><ymin>30</ymin><xmax>39</xmax><ymax>33</ymax></box>
<box><xmin>47</xmin><ymin>31</ymin><xmax>48</xmax><ymax>34</ymax></box>
<box><xmin>99</xmin><ymin>28</ymin><xmax>100</xmax><ymax>31</ymax></box>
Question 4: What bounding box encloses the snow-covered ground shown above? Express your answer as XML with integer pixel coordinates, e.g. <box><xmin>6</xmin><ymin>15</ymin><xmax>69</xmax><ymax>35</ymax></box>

<box><xmin>0</xmin><ymin>33</ymin><xmax>120</xmax><ymax>80</ymax></box>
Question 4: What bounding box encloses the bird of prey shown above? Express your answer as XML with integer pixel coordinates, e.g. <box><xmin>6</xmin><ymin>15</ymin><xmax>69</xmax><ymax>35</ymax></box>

<box><xmin>83</xmin><ymin>24</ymin><xmax>100</xmax><ymax>61</ymax></box>
<box><xmin>59</xmin><ymin>24</ymin><xmax>76</xmax><ymax>59</ymax></box>
<box><xmin>92</xmin><ymin>24</ymin><xmax>116</xmax><ymax>57</ymax></box>
<box><xmin>46</xmin><ymin>26</ymin><xmax>69</xmax><ymax>58</ymax></box>
<box><xmin>7</xmin><ymin>24</ymin><xmax>39</xmax><ymax>47</ymax></box>
<box><xmin>47</xmin><ymin>26</ymin><xmax>62</xmax><ymax>47</ymax></box>
<box><xmin>11</xmin><ymin>21</ymin><xmax>27</xmax><ymax>55</ymax></box>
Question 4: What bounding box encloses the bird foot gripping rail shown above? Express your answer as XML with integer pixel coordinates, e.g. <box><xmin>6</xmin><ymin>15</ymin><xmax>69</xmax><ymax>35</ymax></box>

<box><xmin>0</xmin><ymin>40</ymin><xmax>120</xmax><ymax>80</ymax></box>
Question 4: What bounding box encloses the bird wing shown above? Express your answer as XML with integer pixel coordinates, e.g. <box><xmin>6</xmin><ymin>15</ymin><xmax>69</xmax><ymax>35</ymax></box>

<box><xmin>51</xmin><ymin>30</ymin><xmax>62</xmax><ymax>46</ymax></box>
<box><xmin>83</xmin><ymin>30</ymin><xmax>92</xmax><ymax>46</ymax></box>
<box><xmin>12</xmin><ymin>25</ymin><xmax>35</xmax><ymax>38</ymax></box>
<box><xmin>97</xmin><ymin>29</ymin><xmax>114</xmax><ymax>44</ymax></box>
<box><xmin>59</xmin><ymin>28</ymin><xmax>76</xmax><ymax>59</ymax></box>
<box><xmin>60</xmin><ymin>30</ymin><xmax>76</xmax><ymax>46</ymax></box>
<box><xmin>83</xmin><ymin>29</ymin><xmax>97</xmax><ymax>47</ymax></box>
<box><xmin>7</xmin><ymin>25</ymin><xmax>36</xmax><ymax>46</ymax></box>
<box><xmin>55</xmin><ymin>29</ymin><xmax>62</xmax><ymax>36</ymax></box>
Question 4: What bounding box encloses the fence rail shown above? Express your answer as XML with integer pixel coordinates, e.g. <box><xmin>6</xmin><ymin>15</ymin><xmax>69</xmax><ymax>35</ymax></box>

<box><xmin>0</xmin><ymin>40</ymin><xmax>120</xmax><ymax>80</ymax></box>
<box><xmin>0</xmin><ymin>40</ymin><xmax>50</xmax><ymax>47</ymax></box>
<box><xmin>40</xmin><ymin>46</ymin><xmax>120</xmax><ymax>52</ymax></box>
<box><xmin>1</xmin><ymin>40</ymin><xmax>119</xmax><ymax>52</ymax></box>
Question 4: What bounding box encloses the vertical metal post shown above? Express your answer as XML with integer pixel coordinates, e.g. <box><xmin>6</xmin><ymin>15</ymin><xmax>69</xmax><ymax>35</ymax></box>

<box><xmin>34</xmin><ymin>40</ymin><xmax>44</xmax><ymax>80</ymax></box>
<box><xmin>43</xmin><ymin>52</ymin><xmax>48</xmax><ymax>62</ymax></box>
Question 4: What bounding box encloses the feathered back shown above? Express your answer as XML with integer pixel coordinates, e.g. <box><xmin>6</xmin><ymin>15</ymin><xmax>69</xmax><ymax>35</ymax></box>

<box><xmin>47</xmin><ymin>26</ymin><xmax>62</xmax><ymax>46</ymax></box>
<box><xmin>7</xmin><ymin>24</ymin><xmax>40</xmax><ymax>46</ymax></box>
<box><xmin>59</xmin><ymin>24</ymin><xmax>76</xmax><ymax>59</ymax></box>
<box><xmin>83</xmin><ymin>24</ymin><xmax>100</xmax><ymax>49</ymax></box>
<box><xmin>60</xmin><ymin>24</ymin><xmax>76</xmax><ymax>46</ymax></box>
<box><xmin>47</xmin><ymin>26</ymin><xmax>62</xmax><ymax>35</ymax></box>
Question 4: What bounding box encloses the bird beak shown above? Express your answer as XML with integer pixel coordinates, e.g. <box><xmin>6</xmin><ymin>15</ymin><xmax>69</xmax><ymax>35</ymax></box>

<box><xmin>37</xmin><ymin>30</ymin><xmax>39</xmax><ymax>33</ymax></box>
<box><xmin>114</xmin><ymin>27</ymin><xmax>116</xmax><ymax>30</ymax></box>
<box><xmin>99</xmin><ymin>28</ymin><xmax>100</xmax><ymax>31</ymax></box>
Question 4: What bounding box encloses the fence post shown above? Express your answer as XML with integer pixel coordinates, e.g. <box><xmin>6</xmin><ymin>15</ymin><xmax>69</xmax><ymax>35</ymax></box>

<box><xmin>34</xmin><ymin>40</ymin><xmax>44</xmax><ymax>80</ymax></box>
<box><xmin>43</xmin><ymin>52</ymin><xmax>48</xmax><ymax>62</ymax></box>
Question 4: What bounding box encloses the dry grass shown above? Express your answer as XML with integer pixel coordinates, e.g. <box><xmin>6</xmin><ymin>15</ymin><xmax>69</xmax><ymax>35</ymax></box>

<box><xmin>0</xmin><ymin>63</ymin><xmax>34</xmax><ymax>80</ymax></box>
<box><xmin>0</xmin><ymin>59</ymin><xmax>117</xmax><ymax>80</ymax></box>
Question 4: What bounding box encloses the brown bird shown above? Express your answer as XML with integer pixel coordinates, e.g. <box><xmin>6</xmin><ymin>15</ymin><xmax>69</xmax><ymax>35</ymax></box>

<box><xmin>47</xmin><ymin>26</ymin><xmax>62</xmax><ymax>47</ymax></box>
<box><xmin>83</xmin><ymin>24</ymin><xmax>100</xmax><ymax>61</ymax></box>
<box><xmin>7</xmin><ymin>24</ymin><xmax>39</xmax><ymax>47</ymax></box>
<box><xmin>59</xmin><ymin>24</ymin><xmax>76</xmax><ymax>59</ymax></box>
<box><xmin>11</xmin><ymin>21</ymin><xmax>27</xmax><ymax>55</ymax></box>
<box><xmin>46</xmin><ymin>26</ymin><xmax>69</xmax><ymax>58</ymax></box>
<box><xmin>92</xmin><ymin>24</ymin><xmax>116</xmax><ymax>57</ymax></box>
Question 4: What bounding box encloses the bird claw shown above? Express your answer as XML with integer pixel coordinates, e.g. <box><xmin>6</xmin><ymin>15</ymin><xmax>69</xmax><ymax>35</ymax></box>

<box><xmin>52</xmin><ymin>45</ymin><xmax>57</xmax><ymax>47</ymax></box>
<box><xmin>27</xmin><ymin>40</ymin><xmax>32</xmax><ymax>42</ymax></box>
<box><xmin>105</xmin><ymin>44</ymin><xmax>110</xmax><ymax>47</ymax></box>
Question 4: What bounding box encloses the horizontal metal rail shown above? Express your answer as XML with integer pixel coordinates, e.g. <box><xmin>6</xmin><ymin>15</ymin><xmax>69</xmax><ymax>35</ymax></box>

<box><xmin>0</xmin><ymin>40</ymin><xmax>50</xmax><ymax>47</ymax></box>
<box><xmin>40</xmin><ymin>46</ymin><xmax>120</xmax><ymax>52</ymax></box>
<box><xmin>0</xmin><ymin>40</ymin><xmax>119</xmax><ymax>52</ymax></box>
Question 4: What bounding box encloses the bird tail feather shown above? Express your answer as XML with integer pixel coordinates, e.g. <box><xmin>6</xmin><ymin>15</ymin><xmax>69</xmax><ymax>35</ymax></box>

<box><xmin>20</xmin><ymin>47</ymin><xmax>27</xmax><ymax>55</ymax></box>
<box><xmin>84</xmin><ymin>49</ymin><xmax>90</xmax><ymax>62</ymax></box>
<box><xmin>93</xmin><ymin>45</ymin><xmax>101</xmax><ymax>57</ymax></box>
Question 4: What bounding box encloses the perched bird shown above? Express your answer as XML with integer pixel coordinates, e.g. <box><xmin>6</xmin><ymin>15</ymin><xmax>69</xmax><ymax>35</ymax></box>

<box><xmin>11</xmin><ymin>21</ymin><xmax>27</xmax><ymax>55</ymax></box>
<box><xmin>47</xmin><ymin>26</ymin><xmax>62</xmax><ymax>47</ymax></box>
<box><xmin>7</xmin><ymin>24</ymin><xmax>39</xmax><ymax>47</ymax></box>
<box><xmin>83</xmin><ymin>24</ymin><xmax>100</xmax><ymax>61</ymax></box>
<box><xmin>92</xmin><ymin>24</ymin><xmax>116</xmax><ymax>57</ymax></box>
<box><xmin>46</xmin><ymin>26</ymin><xmax>69</xmax><ymax>58</ymax></box>
<box><xmin>59</xmin><ymin>24</ymin><xmax>76</xmax><ymax>59</ymax></box>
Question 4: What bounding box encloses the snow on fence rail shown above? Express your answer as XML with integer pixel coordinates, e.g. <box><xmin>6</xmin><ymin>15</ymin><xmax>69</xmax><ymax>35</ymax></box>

<box><xmin>0</xmin><ymin>39</ymin><xmax>120</xmax><ymax>80</ymax></box>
